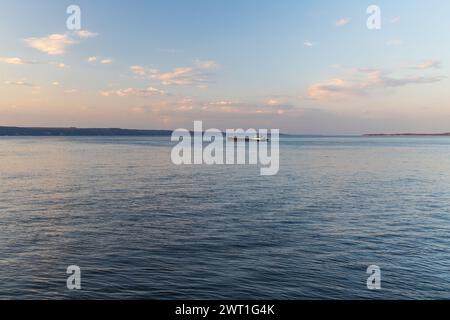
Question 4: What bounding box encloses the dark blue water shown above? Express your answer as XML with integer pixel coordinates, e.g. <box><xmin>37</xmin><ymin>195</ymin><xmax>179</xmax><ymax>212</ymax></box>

<box><xmin>0</xmin><ymin>136</ymin><xmax>449</xmax><ymax>299</ymax></box>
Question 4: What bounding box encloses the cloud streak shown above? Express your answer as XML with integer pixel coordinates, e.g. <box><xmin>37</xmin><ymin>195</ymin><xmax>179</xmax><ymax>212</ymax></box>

<box><xmin>130</xmin><ymin>60</ymin><xmax>220</xmax><ymax>86</ymax></box>
<box><xmin>0</xmin><ymin>57</ymin><xmax>38</xmax><ymax>65</ymax></box>
<box><xmin>75</xmin><ymin>30</ymin><xmax>99</xmax><ymax>39</ymax></box>
<box><xmin>409</xmin><ymin>60</ymin><xmax>441</xmax><ymax>70</ymax></box>
<box><xmin>308</xmin><ymin>67</ymin><xmax>444</xmax><ymax>100</ymax></box>
<box><xmin>100</xmin><ymin>87</ymin><xmax>166</xmax><ymax>97</ymax></box>
<box><xmin>4</xmin><ymin>80</ymin><xmax>36</xmax><ymax>87</ymax></box>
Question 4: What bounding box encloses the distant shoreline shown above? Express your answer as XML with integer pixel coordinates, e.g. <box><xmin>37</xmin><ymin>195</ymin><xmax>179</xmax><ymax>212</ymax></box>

<box><xmin>2</xmin><ymin>126</ymin><xmax>450</xmax><ymax>137</ymax></box>
<box><xmin>364</xmin><ymin>133</ymin><xmax>450</xmax><ymax>137</ymax></box>
<box><xmin>0</xmin><ymin>126</ymin><xmax>291</xmax><ymax>137</ymax></box>
<box><xmin>0</xmin><ymin>126</ymin><xmax>173</xmax><ymax>136</ymax></box>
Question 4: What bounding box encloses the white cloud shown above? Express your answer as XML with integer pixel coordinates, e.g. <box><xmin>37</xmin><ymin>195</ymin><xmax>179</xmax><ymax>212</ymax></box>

<box><xmin>24</xmin><ymin>33</ymin><xmax>76</xmax><ymax>55</ymax></box>
<box><xmin>335</xmin><ymin>18</ymin><xmax>350</xmax><ymax>27</ymax></box>
<box><xmin>24</xmin><ymin>30</ymin><xmax>98</xmax><ymax>55</ymax></box>
<box><xmin>0</xmin><ymin>57</ymin><xmax>37</xmax><ymax>65</ymax></box>
<box><xmin>100</xmin><ymin>58</ymin><xmax>113</xmax><ymax>64</ymax></box>
<box><xmin>202</xmin><ymin>104</ymin><xmax>240</xmax><ymax>113</ymax></box>
<box><xmin>87</xmin><ymin>56</ymin><xmax>113</xmax><ymax>64</ymax></box>
<box><xmin>266</xmin><ymin>99</ymin><xmax>281</xmax><ymax>106</ymax></box>
<box><xmin>130</xmin><ymin>65</ymin><xmax>147</xmax><ymax>75</ymax></box>
<box><xmin>100</xmin><ymin>87</ymin><xmax>166</xmax><ymax>97</ymax></box>
<box><xmin>75</xmin><ymin>30</ymin><xmax>99</xmax><ymax>39</ymax></box>
<box><xmin>156</xmin><ymin>67</ymin><xmax>195</xmax><ymax>85</ymax></box>
<box><xmin>0</xmin><ymin>57</ymin><xmax>67</xmax><ymax>69</ymax></box>
<box><xmin>409</xmin><ymin>60</ymin><xmax>441</xmax><ymax>70</ymax></box>
<box><xmin>209</xmin><ymin>100</ymin><xmax>236</xmax><ymax>106</ymax></box>
<box><xmin>303</xmin><ymin>41</ymin><xmax>315</xmax><ymax>47</ymax></box>
<box><xmin>4</xmin><ymin>80</ymin><xmax>35</xmax><ymax>87</ymax></box>
<box><xmin>200</xmin><ymin>99</ymin><xmax>293</xmax><ymax>115</ymax></box>
<box><xmin>49</xmin><ymin>61</ymin><xmax>67</xmax><ymax>68</ymax></box>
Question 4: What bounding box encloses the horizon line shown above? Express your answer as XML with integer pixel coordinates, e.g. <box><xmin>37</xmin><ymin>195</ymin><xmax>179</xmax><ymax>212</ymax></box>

<box><xmin>2</xmin><ymin>125</ymin><xmax>450</xmax><ymax>137</ymax></box>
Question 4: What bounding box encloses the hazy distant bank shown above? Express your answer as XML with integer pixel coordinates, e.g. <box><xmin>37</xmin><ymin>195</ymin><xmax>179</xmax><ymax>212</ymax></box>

<box><xmin>0</xmin><ymin>126</ymin><xmax>173</xmax><ymax>136</ymax></box>
<box><xmin>364</xmin><ymin>133</ymin><xmax>450</xmax><ymax>137</ymax></box>
<box><xmin>0</xmin><ymin>126</ymin><xmax>289</xmax><ymax>137</ymax></box>
<box><xmin>2</xmin><ymin>126</ymin><xmax>450</xmax><ymax>137</ymax></box>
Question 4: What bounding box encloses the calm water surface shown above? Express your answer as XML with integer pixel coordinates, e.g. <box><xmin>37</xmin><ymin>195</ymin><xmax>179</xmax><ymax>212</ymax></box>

<box><xmin>0</xmin><ymin>136</ymin><xmax>449</xmax><ymax>299</ymax></box>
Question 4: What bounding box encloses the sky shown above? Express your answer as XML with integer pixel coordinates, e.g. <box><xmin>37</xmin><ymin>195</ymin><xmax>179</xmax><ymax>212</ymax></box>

<box><xmin>0</xmin><ymin>0</ymin><xmax>449</xmax><ymax>134</ymax></box>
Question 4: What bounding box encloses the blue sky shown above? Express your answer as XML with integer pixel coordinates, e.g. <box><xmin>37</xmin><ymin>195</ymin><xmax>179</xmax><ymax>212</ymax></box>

<box><xmin>0</xmin><ymin>0</ymin><xmax>449</xmax><ymax>133</ymax></box>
